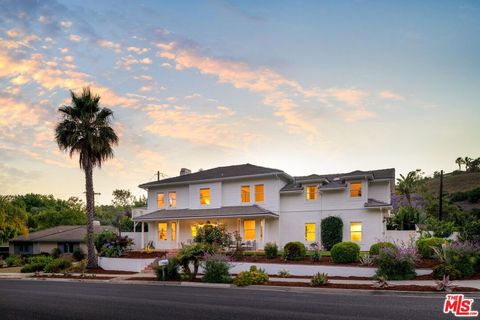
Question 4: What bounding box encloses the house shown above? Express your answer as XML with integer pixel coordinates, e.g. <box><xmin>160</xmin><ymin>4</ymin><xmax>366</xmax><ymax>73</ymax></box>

<box><xmin>133</xmin><ymin>164</ymin><xmax>394</xmax><ymax>251</ymax></box>
<box><xmin>9</xmin><ymin>225</ymin><xmax>116</xmax><ymax>255</ymax></box>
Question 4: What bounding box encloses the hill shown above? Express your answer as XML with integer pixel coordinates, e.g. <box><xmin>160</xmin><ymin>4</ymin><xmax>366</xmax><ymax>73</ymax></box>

<box><xmin>424</xmin><ymin>172</ymin><xmax>480</xmax><ymax>195</ymax></box>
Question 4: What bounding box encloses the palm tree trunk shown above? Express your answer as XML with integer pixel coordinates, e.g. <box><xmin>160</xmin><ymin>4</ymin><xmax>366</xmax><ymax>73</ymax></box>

<box><xmin>84</xmin><ymin>163</ymin><xmax>97</xmax><ymax>269</ymax></box>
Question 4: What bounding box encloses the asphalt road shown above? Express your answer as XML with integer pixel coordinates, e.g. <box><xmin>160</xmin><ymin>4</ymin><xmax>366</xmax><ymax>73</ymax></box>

<box><xmin>0</xmin><ymin>279</ymin><xmax>470</xmax><ymax>320</ymax></box>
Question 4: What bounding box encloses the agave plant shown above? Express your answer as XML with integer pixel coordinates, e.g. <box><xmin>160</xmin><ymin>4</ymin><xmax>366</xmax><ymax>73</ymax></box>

<box><xmin>372</xmin><ymin>275</ymin><xmax>389</xmax><ymax>289</ymax></box>
<box><xmin>359</xmin><ymin>254</ymin><xmax>375</xmax><ymax>266</ymax></box>
<box><xmin>278</xmin><ymin>269</ymin><xmax>290</xmax><ymax>278</ymax></box>
<box><xmin>311</xmin><ymin>272</ymin><xmax>329</xmax><ymax>286</ymax></box>
<box><xmin>435</xmin><ymin>275</ymin><xmax>456</xmax><ymax>293</ymax></box>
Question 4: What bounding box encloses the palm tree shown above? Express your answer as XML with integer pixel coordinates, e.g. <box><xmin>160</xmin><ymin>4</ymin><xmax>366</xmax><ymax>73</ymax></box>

<box><xmin>396</xmin><ymin>170</ymin><xmax>422</xmax><ymax>207</ymax></box>
<box><xmin>455</xmin><ymin>157</ymin><xmax>465</xmax><ymax>171</ymax></box>
<box><xmin>465</xmin><ymin>157</ymin><xmax>472</xmax><ymax>172</ymax></box>
<box><xmin>55</xmin><ymin>87</ymin><xmax>118</xmax><ymax>268</ymax></box>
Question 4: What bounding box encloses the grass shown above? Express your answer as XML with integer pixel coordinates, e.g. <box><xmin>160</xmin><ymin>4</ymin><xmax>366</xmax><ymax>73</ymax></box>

<box><xmin>0</xmin><ymin>267</ymin><xmax>22</xmax><ymax>273</ymax></box>
<box><xmin>424</xmin><ymin>171</ymin><xmax>480</xmax><ymax>195</ymax></box>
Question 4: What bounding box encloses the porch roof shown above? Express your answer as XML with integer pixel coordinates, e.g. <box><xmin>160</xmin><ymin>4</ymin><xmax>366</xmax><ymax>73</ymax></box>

<box><xmin>132</xmin><ymin>205</ymin><xmax>278</xmax><ymax>221</ymax></box>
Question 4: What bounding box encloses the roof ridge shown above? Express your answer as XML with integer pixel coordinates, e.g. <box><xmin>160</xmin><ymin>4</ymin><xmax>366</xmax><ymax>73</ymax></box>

<box><xmin>28</xmin><ymin>225</ymin><xmax>84</xmax><ymax>241</ymax></box>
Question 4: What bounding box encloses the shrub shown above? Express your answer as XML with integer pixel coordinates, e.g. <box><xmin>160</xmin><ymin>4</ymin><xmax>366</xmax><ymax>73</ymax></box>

<box><xmin>264</xmin><ymin>242</ymin><xmax>278</xmax><ymax>259</ymax></box>
<box><xmin>467</xmin><ymin>187</ymin><xmax>480</xmax><ymax>203</ymax></box>
<box><xmin>44</xmin><ymin>258</ymin><xmax>72</xmax><ymax>273</ymax></box>
<box><xmin>21</xmin><ymin>263</ymin><xmax>46</xmax><ymax>273</ymax></box>
<box><xmin>202</xmin><ymin>254</ymin><xmax>232</xmax><ymax>283</ymax></box>
<box><xmin>321</xmin><ymin>216</ymin><xmax>343</xmax><ymax>250</ymax></box>
<box><xmin>233</xmin><ymin>266</ymin><xmax>269</xmax><ymax>287</ymax></box>
<box><xmin>369</xmin><ymin>242</ymin><xmax>396</xmax><ymax>256</ymax></box>
<box><xmin>95</xmin><ymin>230</ymin><xmax>133</xmax><ymax>257</ymax></box>
<box><xmin>424</xmin><ymin>218</ymin><xmax>454</xmax><ymax>238</ymax></box>
<box><xmin>278</xmin><ymin>269</ymin><xmax>290</xmax><ymax>278</ymax></box>
<box><xmin>50</xmin><ymin>247</ymin><xmax>61</xmax><ymax>258</ymax></box>
<box><xmin>417</xmin><ymin>237</ymin><xmax>445</xmax><ymax>259</ymax></box>
<box><xmin>94</xmin><ymin>230</ymin><xmax>117</xmax><ymax>252</ymax></box>
<box><xmin>375</xmin><ymin>245</ymin><xmax>417</xmax><ymax>280</ymax></box>
<box><xmin>72</xmin><ymin>248</ymin><xmax>85</xmax><ymax>261</ymax></box>
<box><xmin>178</xmin><ymin>243</ymin><xmax>206</xmax><ymax>280</ymax></box>
<box><xmin>5</xmin><ymin>255</ymin><xmax>21</xmax><ymax>267</ymax></box>
<box><xmin>450</xmin><ymin>191</ymin><xmax>468</xmax><ymax>202</ymax></box>
<box><xmin>432</xmin><ymin>241</ymin><xmax>480</xmax><ymax>278</ymax></box>
<box><xmin>331</xmin><ymin>242</ymin><xmax>360</xmax><ymax>264</ymax></box>
<box><xmin>155</xmin><ymin>257</ymin><xmax>181</xmax><ymax>281</ymax></box>
<box><xmin>283</xmin><ymin>242</ymin><xmax>306</xmax><ymax>261</ymax></box>
<box><xmin>309</xmin><ymin>242</ymin><xmax>321</xmax><ymax>262</ymax></box>
<box><xmin>310</xmin><ymin>272</ymin><xmax>329</xmax><ymax>286</ymax></box>
<box><xmin>432</xmin><ymin>264</ymin><xmax>462</xmax><ymax>280</ymax></box>
<box><xmin>194</xmin><ymin>224</ymin><xmax>232</xmax><ymax>249</ymax></box>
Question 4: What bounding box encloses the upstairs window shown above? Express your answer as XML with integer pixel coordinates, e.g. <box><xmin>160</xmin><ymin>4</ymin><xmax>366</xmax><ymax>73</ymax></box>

<box><xmin>241</xmin><ymin>185</ymin><xmax>250</xmax><ymax>203</ymax></box>
<box><xmin>158</xmin><ymin>223</ymin><xmax>167</xmax><ymax>240</ymax></box>
<box><xmin>200</xmin><ymin>188</ymin><xmax>211</xmax><ymax>205</ymax></box>
<box><xmin>305</xmin><ymin>223</ymin><xmax>316</xmax><ymax>241</ymax></box>
<box><xmin>157</xmin><ymin>193</ymin><xmax>164</xmax><ymax>208</ymax></box>
<box><xmin>350</xmin><ymin>222</ymin><xmax>362</xmax><ymax>242</ymax></box>
<box><xmin>306</xmin><ymin>185</ymin><xmax>318</xmax><ymax>200</ymax></box>
<box><xmin>168</xmin><ymin>192</ymin><xmax>176</xmax><ymax>207</ymax></box>
<box><xmin>254</xmin><ymin>184</ymin><xmax>264</xmax><ymax>202</ymax></box>
<box><xmin>350</xmin><ymin>183</ymin><xmax>362</xmax><ymax>198</ymax></box>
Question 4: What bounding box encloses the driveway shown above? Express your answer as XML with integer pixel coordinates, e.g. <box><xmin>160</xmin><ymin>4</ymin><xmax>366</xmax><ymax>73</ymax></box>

<box><xmin>0</xmin><ymin>279</ymin><xmax>470</xmax><ymax>319</ymax></box>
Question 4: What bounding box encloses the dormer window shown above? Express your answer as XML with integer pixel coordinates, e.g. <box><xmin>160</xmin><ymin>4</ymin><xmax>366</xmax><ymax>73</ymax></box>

<box><xmin>350</xmin><ymin>183</ymin><xmax>362</xmax><ymax>198</ymax></box>
<box><xmin>200</xmin><ymin>188</ymin><xmax>211</xmax><ymax>205</ymax></box>
<box><xmin>306</xmin><ymin>185</ymin><xmax>318</xmax><ymax>200</ymax></box>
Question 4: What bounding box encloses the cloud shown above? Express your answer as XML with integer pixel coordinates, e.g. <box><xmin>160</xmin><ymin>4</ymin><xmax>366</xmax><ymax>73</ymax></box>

<box><xmin>68</xmin><ymin>34</ymin><xmax>82</xmax><ymax>42</ymax></box>
<box><xmin>127</xmin><ymin>47</ymin><xmax>149</xmax><ymax>54</ymax></box>
<box><xmin>117</xmin><ymin>55</ymin><xmax>153</xmax><ymax>70</ymax></box>
<box><xmin>324</xmin><ymin>88</ymin><xmax>367</xmax><ymax>106</ymax></box>
<box><xmin>60</xmin><ymin>20</ymin><xmax>72</xmax><ymax>29</ymax></box>
<box><xmin>379</xmin><ymin>90</ymin><xmax>403</xmax><ymax>100</ymax></box>
<box><xmin>97</xmin><ymin>39</ymin><xmax>121</xmax><ymax>52</ymax></box>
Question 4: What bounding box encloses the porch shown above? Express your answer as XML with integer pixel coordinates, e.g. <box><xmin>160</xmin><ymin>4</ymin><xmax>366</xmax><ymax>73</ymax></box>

<box><xmin>132</xmin><ymin>205</ymin><xmax>278</xmax><ymax>250</ymax></box>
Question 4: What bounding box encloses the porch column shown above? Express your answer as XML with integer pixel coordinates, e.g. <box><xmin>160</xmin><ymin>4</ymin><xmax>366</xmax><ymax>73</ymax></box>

<box><xmin>262</xmin><ymin>218</ymin><xmax>267</xmax><ymax>244</ymax></box>
<box><xmin>141</xmin><ymin>222</ymin><xmax>145</xmax><ymax>249</ymax></box>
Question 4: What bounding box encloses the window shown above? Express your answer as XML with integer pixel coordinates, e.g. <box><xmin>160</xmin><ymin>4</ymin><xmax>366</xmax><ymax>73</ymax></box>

<box><xmin>306</xmin><ymin>185</ymin><xmax>318</xmax><ymax>200</ymax></box>
<box><xmin>171</xmin><ymin>222</ymin><xmax>176</xmax><ymax>241</ymax></box>
<box><xmin>350</xmin><ymin>222</ymin><xmax>362</xmax><ymax>242</ymax></box>
<box><xmin>260</xmin><ymin>220</ymin><xmax>264</xmax><ymax>241</ymax></box>
<box><xmin>158</xmin><ymin>223</ymin><xmax>167</xmax><ymax>240</ymax></box>
<box><xmin>305</xmin><ymin>223</ymin><xmax>316</xmax><ymax>241</ymax></box>
<box><xmin>191</xmin><ymin>225</ymin><xmax>197</xmax><ymax>238</ymax></box>
<box><xmin>350</xmin><ymin>183</ymin><xmax>362</xmax><ymax>198</ymax></box>
<box><xmin>200</xmin><ymin>188</ymin><xmax>211</xmax><ymax>205</ymax></box>
<box><xmin>241</xmin><ymin>185</ymin><xmax>250</xmax><ymax>203</ymax></box>
<box><xmin>168</xmin><ymin>192</ymin><xmax>176</xmax><ymax>207</ymax></box>
<box><xmin>243</xmin><ymin>220</ymin><xmax>256</xmax><ymax>240</ymax></box>
<box><xmin>254</xmin><ymin>184</ymin><xmax>264</xmax><ymax>202</ymax></box>
<box><xmin>157</xmin><ymin>193</ymin><xmax>164</xmax><ymax>208</ymax></box>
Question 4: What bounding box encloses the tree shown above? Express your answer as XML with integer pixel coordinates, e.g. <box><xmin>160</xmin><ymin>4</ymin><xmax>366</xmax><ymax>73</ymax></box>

<box><xmin>464</xmin><ymin>157</ymin><xmax>472</xmax><ymax>172</ymax></box>
<box><xmin>455</xmin><ymin>157</ymin><xmax>465</xmax><ymax>171</ymax></box>
<box><xmin>396</xmin><ymin>169</ymin><xmax>423</xmax><ymax>207</ymax></box>
<box><xmin>55</xmin><ymin>87</ymin><xmax>118</xmax><ymax>268</ymax></box>
<box><xmin>0</xmin><ymin>196</ymin><xmax>28</xmax><ymax>243</ymax></box>
<box><xmin>112</xmin><ymin>189</ymin><xmax>134</xmax><ymax>208</ymax></box>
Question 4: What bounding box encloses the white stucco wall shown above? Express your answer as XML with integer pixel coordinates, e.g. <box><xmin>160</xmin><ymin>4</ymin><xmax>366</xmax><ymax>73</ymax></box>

<box><xmin>98</xmin><ymin>257</ymin><xmax>156</xmax><ymax>272</ymax></box>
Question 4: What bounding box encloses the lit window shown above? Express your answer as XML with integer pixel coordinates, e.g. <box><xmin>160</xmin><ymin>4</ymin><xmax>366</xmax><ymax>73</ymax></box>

<box><xmin>158</xmin><ymin>223</ymin><xmax>167</xmax><ymax>241</ymax></box>
<box><xmin>171</xmin><ymin>222</ymin><xmax>176</xmax><ymax>241</ymax></box>
<box><xmin>241</xmin><ymin>185</ymin><xmax>250</xmax><ymax>203</ymax></box>
<box><xmin>243</xmin><ymin>220</ymin><xmax>256</xmax><ymax>240</ymax></box>
<box><xmin>200</xmin><ymin>188</ymin><xmax>211</xmax><ymax>205</ymax></box>
<box><xmin>260</xmin><ymin>220</ymin><xmax>264</xmax><ymax>241</ymax></box>
<box><xmin>306</xmin><ymin>185</ymin><xmax>318</xmax><ymax>200</ymax></box>
<box><xmin>168</xmin><ymin>192</ymin><xmax>176</xmax><ymax>207</ymax></box>
<box><xmin>350</xmin><ymin>222</ymin><xmax>362</xmax><ymax>242</ymax></box>
<box><xmin>157</xmin><ymin>193</ymin><xmax>164</xmax><ymax>208</ymax></box>
<box><xmin>254</xmin><ymin>185</ymin><xmax>264</xmax><ymax>202</ymax></box>
<box><xmin>305</xmin><ymin>223</ymin><xmax>316</xmax><ymax>241</ymax></box>
<box><xmin>350</xmin><ymin>183</ymin><xmax>362</xmax><ymax>198</ymax></box>
<box><xmin>191</xmin><ymin>225</ymin><xmax>197</xmax><ymax>238</ymax></box>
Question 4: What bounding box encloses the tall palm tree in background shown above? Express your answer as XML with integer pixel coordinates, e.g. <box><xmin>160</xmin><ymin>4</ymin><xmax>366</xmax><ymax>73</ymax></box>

<box><xmin>455</xmin><ymin>157</ymin><xmax>465</xmax><ymax>171</ymax></box>
<box><xmin>464</xmin><ymin>157</ymin><xmax>472</xmax><ymax>172</ymax></box>
<box><xmin>55</xmin><ymin>87</ymin><xmax>118</xmax><ymax>268</ymax></box>
<box><xmin>396</xmin><ymin>169</ymin><xmax>422</xmax><ymax>207</ymax></box>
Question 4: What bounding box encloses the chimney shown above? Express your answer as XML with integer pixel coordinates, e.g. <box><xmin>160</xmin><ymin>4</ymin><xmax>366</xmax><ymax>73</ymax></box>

<box><xmin>180</xmin><ymin>168</ymin><xmax>191</xmax><ymax>176</ymax></box>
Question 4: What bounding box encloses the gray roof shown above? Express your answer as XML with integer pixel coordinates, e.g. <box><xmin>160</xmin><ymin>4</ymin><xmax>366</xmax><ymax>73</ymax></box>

<box><xmin>364</xmin><ymin>198</ymin><xmax>391</xmax><ymax>208</ymax></box>
<box><xmin>281</xmin><ymin>168</ymin><xmax>395</xmax><ymax>192</ymax></box>
<box><xmin>11</xmin><ymin>225</ymin><xmax>116</xmax><ymax>243</ymax></box>
<box><xmin>133</xmin><ymin>205</ymin><xmax>278</xmax><ymax>221</ymax></box>
<box><xmin>139</xmin><ymin>163</ymin><xmax>287</xmax><ymax>189</ymax></box>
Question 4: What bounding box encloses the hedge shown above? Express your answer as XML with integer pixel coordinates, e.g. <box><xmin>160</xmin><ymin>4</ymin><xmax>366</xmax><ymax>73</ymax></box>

<box><xmin>321</xmin><ymin>216</ymin><xmax>343</xmax><ymax>251</ymax></box>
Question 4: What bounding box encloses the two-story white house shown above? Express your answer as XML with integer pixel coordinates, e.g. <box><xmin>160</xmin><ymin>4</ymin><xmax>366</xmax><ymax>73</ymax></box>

<box><xmin>133</xmin><ymin>164</ymin><xmax>394</xmax><ymax>251</ymax></box>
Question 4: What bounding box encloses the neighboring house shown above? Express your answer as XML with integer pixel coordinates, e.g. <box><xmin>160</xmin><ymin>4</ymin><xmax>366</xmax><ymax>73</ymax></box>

<box><xmin>9</xmin><ymin>225</ymin><xmax>116</xmax><ymax>255</ymax></box>
<box><xmin>133</xmin><ymin>164</ymin><xmax>394</xmax><ymax>251</ymax></box>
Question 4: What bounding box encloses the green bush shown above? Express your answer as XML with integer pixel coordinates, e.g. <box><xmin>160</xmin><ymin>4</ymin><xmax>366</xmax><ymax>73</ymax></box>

<box><xmin>44</xmin><ymin>258</ymin><xmax>71</xmax><ymax>273</ymax></box>
<box><xmin>432</xmin><ymin>264</ymin><xmax>462</xmax><ymax>280</ymax></box>
<box><xmin>233</xmin><ymin>266</ymin><xmax>269</xmax><ymax>287</ymax></box>
<box><xmin>21</xmin><ymin>263</ymin><xmax>46</xmax><ymax>273</ymax></box>
<box><xmin>321</xmin><ymin>216</ymin><xmax>343</xmax><ymax>251</ymax></box>
<box><xmin>20</xmin><ymin>255</ymin><xmax>54</xmax><ymax>272</ymax></box>
<box><xmin>310</xmin><ymin>272</ymin><xmax>329</xmax><ymax>286</ymax></box>
<box><xmin>50</xmin><ymin>247</ymin><xmax>61</xmax><ymax>258</ymax></box>
<box><xmin>5</xmin><ymin>255</ymin><xmax>21</xmax><ymax>267</ymax></box>
<box><xmin>202</xmin><ymin>254</ymin><xmax>232</xmax><ymax>283</ymax></box>
<box><xmin>417</xmin><ymin>237</ymin><xmax>445</xmax><ymax>259</ymax></box>
<box><xmin>283</xmin><ymin>242</ymin><xmax>306</xmax><ymax>261</ymax></box>
<box><xmin>375</xmin><ymin>246</ymin><xmax>417</xmax><ymax>280</ymax></box>
<box><xmin>264</xmin><ymin>242</ymin><xmax>278</xmax><ymax>259</ymax></box>
<box><xmin>194</xmin><ymin>224</ymin><xmax>232</xmax><ymax>249</ymax></box>
<box><xmin>331</xmin><ymin>242</ymin><xmax>360</xmax><ymax>264</ymax></box>
<box><xmin>467</xmin><ymin>187</ymin><xmax>480</xmax><ymax>203</ymax></box>
<box><xmin>369</xmin><ymin>242</ymin><xmax>396</xmax><ymax>256</ymax></box>
<box><xmin>155</xmin><ymin>257</ymin><xmax>181</xmax><ymax>281</ymax></box>
<box><xmin>72</xmin><ymin>248</ymin><xmax>85</xmax><ymax>261</ymax></box>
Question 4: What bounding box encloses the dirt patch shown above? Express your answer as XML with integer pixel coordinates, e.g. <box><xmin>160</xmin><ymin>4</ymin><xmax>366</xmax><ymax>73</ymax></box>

<box><xmin>34</xmin><ymin>275</ymin><xmax>115</xmax><ymax>280</ymax></box>
<box><xmin>86</xmin><ymin>268</ymin><xmax>137</xmax><ymax>275</ymax></box>
<box><xmin>120</xmin><ymin>251</ymin><xmax>168</xmax><ymax>259</ymax></box>
<box><xmin>265</xmin><ymin>281</ymin><xmax>480</xmax><ymax>292</ymax></box>
<box><xmin>416</xmin><ymin>259</ymin><xmax>440</xmax><ymax>269</ymax></box>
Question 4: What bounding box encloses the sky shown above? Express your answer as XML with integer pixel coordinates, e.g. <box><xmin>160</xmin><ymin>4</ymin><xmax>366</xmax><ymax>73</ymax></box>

<box><xmin>0</xmin><ymin>0</ymin><xmax>479</xmax><ymax>204</ymax></box>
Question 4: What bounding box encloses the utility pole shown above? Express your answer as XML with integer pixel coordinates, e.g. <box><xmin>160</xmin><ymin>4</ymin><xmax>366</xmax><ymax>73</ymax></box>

<box><xmin>439</xmin><ymin>170</ymin><xmax>443</xmax><ymax>221</ymax></box>
<box><xmin>157</xmin><ymin>171</ymin><xmax>160</xmax><ymax>181</ymax></box>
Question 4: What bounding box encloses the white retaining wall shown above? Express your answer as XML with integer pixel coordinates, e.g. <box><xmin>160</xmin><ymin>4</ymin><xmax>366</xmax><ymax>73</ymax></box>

<box><xmin>383</xmin><ymin>230</ymin><xmax>418</xmax><ymax>245</ymax></box>
<box><xmin>98</xmin><ymin>257</ymin><xmax>156</xmax><ymax>272</ymax></box>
